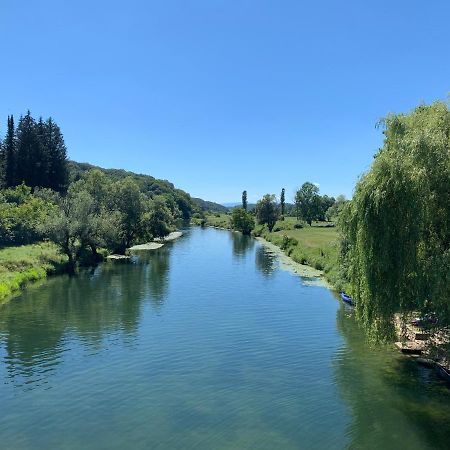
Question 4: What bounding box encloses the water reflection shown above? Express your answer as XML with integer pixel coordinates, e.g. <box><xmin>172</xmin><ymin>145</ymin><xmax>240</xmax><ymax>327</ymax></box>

<box><xmin>230</xmin><ymin>231</ymin><xmax>255</xmax><ymax>259</ymax></box>
<box><xmin>334</xmin><ymin>305</ymin><xmax>450</xmax><ymax>449</ymax></box>
<box><xmin>0</xmin><ymin>246</ymin><xmax>172</xmax><ymax>385</ymax></box>
<box><xmin>255</xmin><ymin>246</ymin><xmax>276</xmax><ymax>277</ymax></box>
<box><xmin>135</xmin><ymin>246</ymin><xmax>171</xmax><ymax>309</ymax></box>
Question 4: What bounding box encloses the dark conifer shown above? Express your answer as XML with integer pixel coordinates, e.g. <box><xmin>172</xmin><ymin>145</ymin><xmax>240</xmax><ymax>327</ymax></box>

<box><xmin>242</xmin><ymin>190</ymin><xmax>247</xmax><ymax>211</ymax></box>
<box><xmin>44</xmin><ymin>117</ymin><xmax>68</xmax><ymax>192</ymax></box>
<box><xmin>3</xmin><ymin>115</ymin><xmax>17</xmax><ymax>187</ymax></box>
<box><xmin>15</xmin><ymin>111</ymin><xmax>39</xmax><ymax>186</ymax></box>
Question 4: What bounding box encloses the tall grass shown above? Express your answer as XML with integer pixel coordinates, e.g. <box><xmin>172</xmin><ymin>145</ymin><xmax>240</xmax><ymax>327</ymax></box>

<box><xmin>0</xmin><ymin>242</ymin><xmax>67</xmax><ymax>303</ymax></box>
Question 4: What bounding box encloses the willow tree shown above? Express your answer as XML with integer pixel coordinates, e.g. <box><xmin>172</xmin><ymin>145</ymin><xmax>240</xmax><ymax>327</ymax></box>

<box><xmin>340</xmin><ymin>101</ymin><xmax>450</xmax><ymax>341</ymax></box>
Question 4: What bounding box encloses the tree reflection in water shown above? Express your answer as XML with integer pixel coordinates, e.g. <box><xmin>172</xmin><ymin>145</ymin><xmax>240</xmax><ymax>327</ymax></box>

<box><xmin>230</xmin><ymin>231</ymin><xmax>255</xmax><ymax>259</ymax></box>
<box><xmin>333</xmin><ymin>304</ymin><xmax>450</xmax><ymax>450</ymax></box>
<box><xmin>255</xmin><ymin>246</ymin><xmax>276</xmax><ymax>277</ymax></box>
<box><xmin>0</xmin><ymin>245</ymin><xmax>172</xmax><ymax>385</ymax></box>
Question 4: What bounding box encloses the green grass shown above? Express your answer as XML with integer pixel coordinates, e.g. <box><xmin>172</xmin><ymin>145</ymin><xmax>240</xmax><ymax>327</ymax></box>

<box><xmin>0</xmin><ymin>242</ymin><xmax>67</xmax><ymax>303</ymax></box>
<box><xmin>203</xmin><ymin>213</ymin><xmax>231</xmax><ymax>228</ymax></box>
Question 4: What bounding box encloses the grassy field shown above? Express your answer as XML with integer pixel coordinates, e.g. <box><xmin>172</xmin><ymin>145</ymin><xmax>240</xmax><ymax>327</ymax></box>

<box><xmin>0</xmin><ymin>242</ymin><xmax>67</xmax><ymax>303</ymax></box>
<box><xmin>203</xmin><ymin>213</ymin><xmax>344</xmax><ymax>289</ymax></box>
<box><xmin>201</xmin><ymin>212</ymin><xmax>231</xmax><ymax>228</ymax></box>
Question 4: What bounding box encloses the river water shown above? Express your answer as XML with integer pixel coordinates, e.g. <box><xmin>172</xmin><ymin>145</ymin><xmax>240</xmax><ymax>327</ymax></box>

<box><xmin>1</xmin><ymin>227</ymin><xmax>449</xmax><ymax>449</ymax></box>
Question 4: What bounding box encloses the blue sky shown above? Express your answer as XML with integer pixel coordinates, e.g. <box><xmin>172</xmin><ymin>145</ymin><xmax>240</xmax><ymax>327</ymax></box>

<box><xmin>0</xmin><ymin>1</ymin><xmax>449</xmax><ymax>204</ymax></box>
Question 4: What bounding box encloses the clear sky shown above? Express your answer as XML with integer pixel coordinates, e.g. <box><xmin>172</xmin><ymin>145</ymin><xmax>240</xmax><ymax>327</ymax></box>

<box><xmin>0</xmin><ymin>1</ymin><xmax>449</xmax><ymax>204</ymax></box>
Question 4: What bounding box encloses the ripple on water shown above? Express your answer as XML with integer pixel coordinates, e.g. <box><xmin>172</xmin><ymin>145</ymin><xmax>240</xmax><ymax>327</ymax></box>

<box><xmin>0</xmin><ymin>228</ymin><xmax>449</xmax><ymax>450</ymax></box>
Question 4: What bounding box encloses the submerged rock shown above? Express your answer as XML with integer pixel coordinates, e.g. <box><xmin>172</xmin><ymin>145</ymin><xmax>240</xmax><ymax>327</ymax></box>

<box><xmin>128</xmin><ymin>243</ymin><xmax>164</xmax><ymax>251</ymax></box>
<box><xmin>107</xmin><ymin>254</ymin><xmax>132</xmax><ymax>260</ymax></box>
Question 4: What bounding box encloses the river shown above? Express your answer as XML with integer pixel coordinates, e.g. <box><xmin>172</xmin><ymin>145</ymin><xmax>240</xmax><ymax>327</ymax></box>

<box><xmin>1</xmin><ymin>227</ymin><xmax>449</xmax><ymax>449</ymax></box>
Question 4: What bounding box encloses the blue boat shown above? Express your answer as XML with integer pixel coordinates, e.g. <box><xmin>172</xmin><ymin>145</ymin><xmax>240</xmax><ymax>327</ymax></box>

<box><xmin>340</xmin><ymin>292</ymin><xmax>353</xmax><ymax>305</ymax></box>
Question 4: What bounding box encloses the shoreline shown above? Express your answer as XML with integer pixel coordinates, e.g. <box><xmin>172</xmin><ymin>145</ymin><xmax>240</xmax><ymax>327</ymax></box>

<box><xmin>255</xmin><ymin>237</ymin><xmax>331</xmax><ymax>288</ymax></box>
<box><xmin>204</xmin><ymin>223</ymin><xmax>333</xmax><ymax>289</ymax></box>
<box><xmin>1</xmin><ymin>231</ymin><xmax>185</xmax><ymax>304</ymax></box>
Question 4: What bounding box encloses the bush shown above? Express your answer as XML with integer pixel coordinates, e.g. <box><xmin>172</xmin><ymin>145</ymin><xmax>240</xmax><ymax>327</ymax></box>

<box><xmin>293</xmin><ymin>222</ymin><xmax>304</xmax><ymax>229</ymax></box>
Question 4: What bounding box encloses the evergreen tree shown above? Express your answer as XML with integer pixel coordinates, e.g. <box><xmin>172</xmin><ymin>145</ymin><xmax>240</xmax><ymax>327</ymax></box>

<box><xmin>35</xmin><ymin>117</ymin><xmax>48</xmax><ymax>187</ymax></box>
<box><xmin>3</xmin><ymin>111</ymin><xmax>68</xmax><ymax>192</ymax></box>
<box><xmin>280</xmin><ymin>188</ymin><xmax>285</xmax><ymax>216</ymax></box>
<box><xmin>242</xmin><ymin>190</ymin><xmax>247</xmax><ymax>211</ymax></box>
<box><xmin>2</xmin><ymin>115</ymin><xmax>17</xmax><ymax>187</ymax></box>
<box><xmin>15</xmin><ymin>111</ymin><xmax>40</xmax><ymax>187</ymax></box>
<box><xmin>42</xmin><ymin>118</ymin><xmax>68</xmax><ymax>192</ymax></box>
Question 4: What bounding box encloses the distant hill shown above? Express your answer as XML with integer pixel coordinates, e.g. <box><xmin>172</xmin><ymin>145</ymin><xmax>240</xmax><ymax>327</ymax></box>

<box><xmin>68</xmin><ymin>161</ymin><xmax>223</xmax><ymax>215</ymax></box>
<box><xmin>192</xmin><ymin>198</ymin><xmax>228</xmax><ymax>213</ymax></box>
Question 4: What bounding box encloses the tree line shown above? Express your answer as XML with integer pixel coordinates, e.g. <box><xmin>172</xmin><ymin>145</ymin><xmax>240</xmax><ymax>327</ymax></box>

<box><xmin>230</xmin><ymin>185</ymin><xmax>346</xmax><ymax>235</ymax></box>
<box><xmin>0</xmin><ymin>111</ymin><xmax>197</xmax><ymax>272</ymax></box>
<box><xmin>0</xmin><ymin>111</ymin><xmax>68</xmax><ymax>192</ymax></box>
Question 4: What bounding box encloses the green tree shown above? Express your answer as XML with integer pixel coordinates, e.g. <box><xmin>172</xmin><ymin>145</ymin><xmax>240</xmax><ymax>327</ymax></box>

<box><xmin>15</xmin><ymin>111</ymin><xmax>40</xmax><ymax>187</ymax></box>
<box><xmin>147</xmin><ymin>197</ymin><xmax>174</xmax><ymax>239</ymax></box>
<box><xmin>340</xmin><ymin>101</ymin><xmax>450</xmax><ymax>340</ymax></box>
<box><xmin>230</xmin><ymin>207</ymin><xmax>255</xmax><ymax>235</ymax></box>
<box><xmin>295</xmin><ymin>182</ymin><xmax>320</xmax><ymax>225</ymax></box>
<box><xmin>280</xmin><ymin>188</ymin><xmax>285</xmax><ymax>216</ymax></box>
<box><xmin>110</xmin><ymin>178</ymin><xmax>147</xmax><ymax>253</ymax></box>
<box><xmin>0</xmin><ymin>184</ymin><xmax>55</xmax><ymax>245</ymax></box>
<box><xmin>1</xmin><ymin>116</ymin><xmax>16</xmax><ymax>187</ymax></box>
<box><xmin>325</xmin><ymin>195</ymin><xmax>346</xmax><ymax>221</ymax></box>
<box><xmin>242</xmin><ymin>190</ymin><xmax>247</xmax><ymax>211</ymax></box>
<box><xmin>318</xmin><ymin>195</ymin><xmax>335</xmax><ymax>221</ymax></box>
<box><xmin>256</xmin><ymin>194</ymin><xmax>278</xmax><ymax>232</ymax></box>
<box><xmin>41</xmin><ymin>118</ymin><xmax>68</xmax><ymax>192</ymax></box>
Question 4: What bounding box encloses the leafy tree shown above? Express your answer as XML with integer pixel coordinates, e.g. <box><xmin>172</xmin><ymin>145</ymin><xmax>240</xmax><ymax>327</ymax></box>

<box><xmin>256</xmin><ymin>194</ymin><xmax>278</xmax><ymax>232</ymax></box>
<box><xmin>318</xmin><ymin>195</ymin><xmax>335</xmax><ymax>221</ymax></box>
<box><xmin>295</xmin><ymin>182</ymin><xmax>320</xmax><ymax>225</ymax></box>
<box><xmin>280</xmin><ymin>188</ymin><xmax>285</xmax><ymax>216</ymax></box>
<box><xmin>326</xmin><ymin>195</ymin><xmax>347</xmax><ymax>221</ymax></box>
<box><xmin>147</xmin><ymin>197</ymin><xmax>174</xmax><ymax>239</ymax></box>
<box><xmin>0</xmin><ymin>184</ymin><xmax>55</xmax><ymax>245</ymax></box>
<box><xmin>340</xmin><ymin>101</ymin><xmax>450</xmax><ymax>340</ymax></box>
<box><xmin>110</xmin><ymin>178</ymin><xmax>148</xmax><ymax>253</ymax></box>
<box><xmin>230</xmin><ymin>207</ymin><xmax>255</xmax><ymax>235</ymax></box>
<box><xmin>242</xmin><ymin>190</ymin><xmax>247</xmax><ymax>211</ymax></box>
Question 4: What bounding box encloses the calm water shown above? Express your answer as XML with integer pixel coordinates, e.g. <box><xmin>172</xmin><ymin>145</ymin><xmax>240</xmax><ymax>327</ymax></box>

<box><xmin>1</xmin><ymin>227</ymin><xmax>449</xmax><ymax>449</ymax></box>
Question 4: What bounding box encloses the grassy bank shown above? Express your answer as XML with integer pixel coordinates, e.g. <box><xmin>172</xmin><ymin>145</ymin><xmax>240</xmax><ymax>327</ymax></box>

<box><xmin>0</xmin><ymin>242</ymin><xmax>67</xmax><ymax>303</ymax></box>
<box><xmin>201</xmin><ymin>213</ymin><xmax>344</xmax><ymax>289</ymax></box>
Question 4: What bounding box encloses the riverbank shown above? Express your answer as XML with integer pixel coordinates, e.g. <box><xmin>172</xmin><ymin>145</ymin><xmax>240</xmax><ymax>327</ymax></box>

<box><xmin>1</xmin><ymin>231</ymin><xmax>185</xmax><ymax>302</ymax></box>
<box><xmin>255</xmin><ymin>237</ymin><xmax>330</xmax><ymax>287</ymax></box>
<box><xmin>199</xmin><ymin>213</ymin><xmax>343</xmax><ymax>289</ymax></box>
<box><xmin>0</xmin><ymin>242</ymin><xmax>67</xmax><ymax>304</ymax></box>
